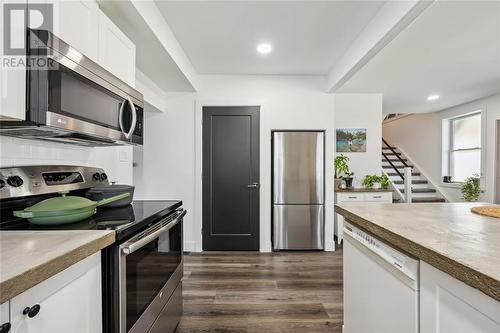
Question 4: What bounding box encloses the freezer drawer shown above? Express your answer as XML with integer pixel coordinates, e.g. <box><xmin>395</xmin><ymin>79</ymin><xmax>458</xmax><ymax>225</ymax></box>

<box><xmin>273</xmin><ymin>131</ymin><xmax>324</xmax><ymax>204</ymax></box>
<box><xmin>273</xmin><ymin>205</ymin><xmax>324</xmax><ymax>250</ymax></box>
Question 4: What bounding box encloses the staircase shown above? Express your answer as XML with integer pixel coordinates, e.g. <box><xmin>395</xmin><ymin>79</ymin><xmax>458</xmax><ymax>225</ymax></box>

<box><xmin>382</xmin><ymin>139</ymin><xmax>446</xmax><ymax>203</ymax></box>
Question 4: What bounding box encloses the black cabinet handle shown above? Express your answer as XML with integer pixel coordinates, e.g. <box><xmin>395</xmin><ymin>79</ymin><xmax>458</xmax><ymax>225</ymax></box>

<box><xmin>23</xmin><ymin>304</ymin><xmax>41</xmax><ymax>318</ymax></box>
<box><xmin>0</xmin><ymin>323</ymin><xmax>11</xmax><ymax>333</ymax></box>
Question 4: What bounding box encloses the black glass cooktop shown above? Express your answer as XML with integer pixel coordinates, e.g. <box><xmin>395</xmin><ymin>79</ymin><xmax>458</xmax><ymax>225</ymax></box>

<box><xmin>0</xmin><ymin>200</ymin><xmax>182</xmax><ymax>241</ymax></box>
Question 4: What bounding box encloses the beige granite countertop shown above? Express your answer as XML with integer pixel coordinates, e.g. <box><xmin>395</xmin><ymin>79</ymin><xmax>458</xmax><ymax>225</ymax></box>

<box><xmin>335</xmin><ymin>202</ymin><xmax>500</xmax><ymax>301</ymax></box>
<box><xmin>0</xmin><ymin>230</ymin><xmax>115</xmax><ymax>303</ymax></box>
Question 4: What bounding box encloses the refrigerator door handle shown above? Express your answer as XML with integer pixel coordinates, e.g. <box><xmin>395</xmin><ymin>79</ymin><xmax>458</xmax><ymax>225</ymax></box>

<box><xmin>247</xmin><ymin>182</ymin><xmax>260</xmax><ymax>188</ymax></box>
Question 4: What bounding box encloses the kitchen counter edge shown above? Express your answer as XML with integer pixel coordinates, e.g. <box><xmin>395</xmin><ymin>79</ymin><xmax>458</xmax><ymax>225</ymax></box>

<box><xmin>0</xmin><ymin>230</ymin><xmax>115</xmax><ymax>304</ymax></box>
<box><xmin>334</xmin><ymin>204</ymin><xmax>500</xmax><ymax>302</ymax></box>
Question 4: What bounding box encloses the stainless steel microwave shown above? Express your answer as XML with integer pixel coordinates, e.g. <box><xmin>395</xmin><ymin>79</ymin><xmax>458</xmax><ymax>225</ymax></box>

<box><xmin>0</xmin><ymin>29</ymin><xmax>144</xmax><ymax>146</ymax></box>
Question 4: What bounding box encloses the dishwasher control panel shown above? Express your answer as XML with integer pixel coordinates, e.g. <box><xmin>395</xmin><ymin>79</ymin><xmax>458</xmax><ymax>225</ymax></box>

<box><xmin>343</xmin><ymin>221</ymin><xmax>419</xmax><ymax>281</ymax></box>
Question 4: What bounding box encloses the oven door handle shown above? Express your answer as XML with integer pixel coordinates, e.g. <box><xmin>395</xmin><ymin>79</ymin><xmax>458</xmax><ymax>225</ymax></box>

<box><xmin>121</xmin><ymin>209</ymin><xmax>186</xmax><ymax>255</ymax></box>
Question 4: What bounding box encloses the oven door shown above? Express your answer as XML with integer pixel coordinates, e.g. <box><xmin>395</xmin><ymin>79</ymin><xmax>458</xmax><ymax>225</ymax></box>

<box><xmin>119</xmin><ymin>209</ymin><xmax>185</xmax><ymax>333</ymax></box>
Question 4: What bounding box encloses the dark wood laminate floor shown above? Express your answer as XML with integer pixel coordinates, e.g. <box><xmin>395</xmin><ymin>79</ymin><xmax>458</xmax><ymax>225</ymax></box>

<box><xmin>176</xmin><ymin>250</ymin><xmax>343</xmax><ymax>333</ymax></box>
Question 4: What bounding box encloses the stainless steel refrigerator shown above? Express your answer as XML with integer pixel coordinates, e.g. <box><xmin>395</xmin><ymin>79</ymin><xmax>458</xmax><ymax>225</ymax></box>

<box><xmin>272</xmin><ymin>131</ymin><xmax>325</xmax><ymax>250</ymax></box>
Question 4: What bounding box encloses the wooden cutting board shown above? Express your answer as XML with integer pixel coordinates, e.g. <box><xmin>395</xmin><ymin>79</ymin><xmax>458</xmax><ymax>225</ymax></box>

<box><xmin>471</xmin><ymin>206</ymin><xmax>500</xmax><ymax>218</ymax></box>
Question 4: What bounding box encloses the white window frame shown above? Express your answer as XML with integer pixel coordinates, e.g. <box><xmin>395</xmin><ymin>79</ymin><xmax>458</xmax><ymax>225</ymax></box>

<box><xmin>448</xmin><ymin>111</ymin><xmax>481</xmax><ymax>183</ymax></box>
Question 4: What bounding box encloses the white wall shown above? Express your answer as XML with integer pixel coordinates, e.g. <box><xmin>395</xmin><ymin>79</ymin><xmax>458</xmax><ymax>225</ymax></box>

<box><xmin>383</xmin><ymin>93</ymin><xmax>500</xmax><ymax>202</ymax></box>
<box><xmin>134</xmin><ymin>76</ymin><xmax>385</xmax><ymax>252</ymax></box>
<box><xmin>0</xmin><ymin>136</ymin><xmax>133</xmax><ymax>184</ymax></box>
<box><xmin>133</xmin><ymin>95</ymin><xmax>197</xmax><ymax>251</ymax></box>
<box><xmin>194</xmin><ymin>75</ymin><xmax>336</xmax><ymax>252</ymax></box>
<box><xmin>334</xmin><ymin>93</ymin><xmax>383</xmax><ymax>186</ymax></box>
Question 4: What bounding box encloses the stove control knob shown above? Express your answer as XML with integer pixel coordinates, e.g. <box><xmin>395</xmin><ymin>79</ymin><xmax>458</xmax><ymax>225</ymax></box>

<box><xmin>100</xmin><ymin>173</ymin><xmax>108</xmax><ymax>181</ymax></box>
<box><xmin>92</xmin><ymin>173</ymin><xmax>101</xmax><ymax>181</ymax></box>
<box><xmin>0</xmin><ymin>179</ymin><xmax>5</xmax><ymax>189</ymax></box>
<box><xmin>7</xmin><ymin>176</ymin><xmax>23</xmax><ymax>187</ymax></box>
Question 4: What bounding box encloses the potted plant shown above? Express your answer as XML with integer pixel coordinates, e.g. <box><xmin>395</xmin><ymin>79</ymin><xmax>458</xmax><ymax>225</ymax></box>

<box><xmin>342</xmin><ymin>171</ymin><xmax>355</xmax><ymax>189</ymax></box>
<box><xmin>335</xmin><ymin>154</ymin><xmax>350</xmax><ymax>189</ymax></box>
<box><xmin>380</xmin><ymin>174</ymin><xmax>390</xmax><ymax>189</ymax></box>
<box><xmin>362</xmin><ymin>174</ymin><xmax>390</xmax><ymax>189</ymax></box>
<box><xmin>362</xmin><ymin>175</ymin><xmax>379</xmax><ymax>189</ymax></box>
<box><xmin>461</xmin><ymin>174</ymin><xmax>482</xmax><ymax>202</ymax></box>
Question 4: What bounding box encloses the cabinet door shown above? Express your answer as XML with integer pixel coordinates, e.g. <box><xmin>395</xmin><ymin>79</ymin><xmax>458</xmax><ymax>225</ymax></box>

<box><xmin>98</xmin><ymin>11</ymin><xmax>136</xmax><ymax>87</ymax></box>
<box><xmin>420</xmin><ymin>261</ymin><xmax>500</xmax><ymax>333</ymax></box>
<box><xmin>10</xmin><ymin>253</ymin><xmax>102</xmax><ymax>333</ymax></box>
<box><xmin>49</xmin><ymin>0</ymin><xmax>99</xmax><ymax>61</ymax></box>
<box><xmin>0</xmin><ymin>301</ymin><xmax>10</xmax><ymax>332</ymax></box>
<box><xmin>0</xmin><ymin>0</ymin><xmax>27</xmax><ymax>121</ymax></box>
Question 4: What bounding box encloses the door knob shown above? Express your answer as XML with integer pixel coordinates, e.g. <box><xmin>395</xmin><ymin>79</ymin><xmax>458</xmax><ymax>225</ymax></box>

<box><xmin>247</xmin><ymin>183</ymin><xmax>260</xmax><ymax>188</ymax></box>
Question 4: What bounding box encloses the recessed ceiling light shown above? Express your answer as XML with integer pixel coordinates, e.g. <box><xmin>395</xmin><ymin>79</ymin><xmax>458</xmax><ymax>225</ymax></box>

<box><xmin>256</xmin><ymin>43</ymin><xmax>272</xmax><ymax>55</ymax></box>
<box><xmin>427</xmin><ymin>94</ymin><xmax>440</xmax><ymax>101</ymax></box>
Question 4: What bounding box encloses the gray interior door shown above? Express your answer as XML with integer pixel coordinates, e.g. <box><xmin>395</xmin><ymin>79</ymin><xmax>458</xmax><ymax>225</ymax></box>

<box><xmin>202</xmin><ymin>106</ymin><xmax>260</xmax><ymax>250</ymax></box>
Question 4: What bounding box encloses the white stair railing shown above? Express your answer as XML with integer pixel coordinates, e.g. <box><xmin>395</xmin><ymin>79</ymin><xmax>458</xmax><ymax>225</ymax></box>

<box><xmin>404</xmin><ymin>167</ymin><xmax>413</xmax><ymax>203</ymax></box>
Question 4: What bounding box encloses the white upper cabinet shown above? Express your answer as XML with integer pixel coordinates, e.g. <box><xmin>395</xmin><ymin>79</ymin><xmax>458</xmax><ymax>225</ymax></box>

<box><xmin>0</xmin><ymin>0</ymin><xmax>27</xmax><ymax>121</ymax></box>
<box><xmin>98</xmin><ymin>10</ymin><xmax>136</xmax><ymax>87</ymax></box>
<box><xmin>46</xmin><ymin>0</ymin><xmax>100</xmax><ymax>62</ymax></box>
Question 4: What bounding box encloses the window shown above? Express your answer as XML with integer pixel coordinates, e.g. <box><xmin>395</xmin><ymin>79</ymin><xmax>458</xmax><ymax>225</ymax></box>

<box><xmin>448</xmin><ymin>112</ymin><xmax>481</xmax><ymax>182</ymax></box>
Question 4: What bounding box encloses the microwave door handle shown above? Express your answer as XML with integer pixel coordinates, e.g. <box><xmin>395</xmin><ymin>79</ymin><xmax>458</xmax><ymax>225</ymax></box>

<box><xmin>118</xmin><ymin>96</ymin><xmax>137</xmax><ymax>140</ymax></box>
<box><xmin>121</xmin><ymin>209</ymin><xmax>186</xmax><ymax>255</ymax></box>
<box><xmin>126</xmin><ymin>96</ymin><xmax>137</xmax><ymax>140</ymax></box>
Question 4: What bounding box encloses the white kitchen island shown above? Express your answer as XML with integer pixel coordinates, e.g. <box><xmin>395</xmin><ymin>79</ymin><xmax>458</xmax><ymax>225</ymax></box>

<box><xmin>335</xmin><ymin>203</ymin><xmax>500</xmax><ymax>333</ymax></box>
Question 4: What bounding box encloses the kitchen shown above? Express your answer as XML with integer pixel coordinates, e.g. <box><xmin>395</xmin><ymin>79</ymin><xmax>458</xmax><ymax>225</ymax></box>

<box><xmin>0</xmin><ymin>1</ymin><xmax>499</xmax><ymax>333</ymax></box>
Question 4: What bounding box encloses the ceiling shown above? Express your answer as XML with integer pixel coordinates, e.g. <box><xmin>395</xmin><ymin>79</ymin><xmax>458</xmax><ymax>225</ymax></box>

<box><xmin>338</xmin><ymin>0</ymin><xmax>500</xmax><ymax>114</ymax></box>
<box><xmin>155</xmin><ymin>0</ymin><xmax>385</xmax><ymax>75</ymax></box>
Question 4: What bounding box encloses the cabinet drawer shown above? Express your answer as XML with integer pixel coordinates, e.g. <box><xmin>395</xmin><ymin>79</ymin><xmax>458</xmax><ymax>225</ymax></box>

<box><xmin>337</xmin><ymin>193</ymin><xmax>364</xmax><ymax>202</ymax></box>
<box><xmin>364</xmin><ymin>192</ymin><xmax>392</xmax><ymax>202</ymax></box>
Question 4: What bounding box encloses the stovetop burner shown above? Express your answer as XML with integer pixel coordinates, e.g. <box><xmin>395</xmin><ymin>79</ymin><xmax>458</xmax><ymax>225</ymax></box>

<box><xmin>0</xmin><ymin>200</ymin><xmax>182</xmax><ymax>241</ymax></box>
<box><xmin>0</xmin><ymin>166</ymin><xmax>182</xmax><ymax>241</ymax></box>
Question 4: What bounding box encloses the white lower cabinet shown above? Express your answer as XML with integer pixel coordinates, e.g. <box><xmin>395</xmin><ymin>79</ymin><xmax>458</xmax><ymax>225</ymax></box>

<box><xmin>0</xmin><ymin>301</ymin><xmax>10</xmax><ymax>332</ymax></box>
<box><xmin>9</xmin><ymin>253</ymin><xmax>102</xmax><ymax>333</ymax></box>
<box><xmin>420</xmin><ymin>261</ymin><xmax>500</xmax><ymax>333</ymax></box>
<box><xmin>335</xmin><ymin>191</ymin><xmax>393</xmax><ymax>244</ymax></box>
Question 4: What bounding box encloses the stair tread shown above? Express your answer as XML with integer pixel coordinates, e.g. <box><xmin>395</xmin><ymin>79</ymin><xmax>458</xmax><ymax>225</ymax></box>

<box><xmin>383</xmin><ymin>152</ymin><xmax>402</xmax><ymax>155</ymax></box>
<box><xmin>394</xmin><ymin>180</ymin><xmax>428</xmax><ymax>184</ymax></box>
<box><xmin>412</xmin><ymin>197</ymin><xmax>446</xmax><ymax>203</ymax></box>
<box><xmin>382</xmin><ymin>147</ymin><xmax>397</xmax><ymax>150</ymax></box>
<box><xmin>383</xmin><ymin>165</ymin><xmax>414</xmax><ymax>169</ymax></box>
<box><xmin>388</xmin><ymin>172</ymin><xmax>421</xmax><ymax>176</ymax></box>
<box><xmin>400</xmin><ymin>188</ymin><xmax>436</xmax><ymax>193</ymax></box>
<box><xmin>382</xmin><ymin>158</ymin><xmax>408</xmax><ymax>162</ymax></box>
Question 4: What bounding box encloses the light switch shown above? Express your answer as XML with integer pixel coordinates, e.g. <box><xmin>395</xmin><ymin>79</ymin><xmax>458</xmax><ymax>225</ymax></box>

<box><xmin>119</xmin><ymin>148</ymin><xmax>129</xmax><ymax>162</ymax></box>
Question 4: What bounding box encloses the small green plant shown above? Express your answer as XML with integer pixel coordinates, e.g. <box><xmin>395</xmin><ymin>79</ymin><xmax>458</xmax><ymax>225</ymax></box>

<box><xmin>335</xmin><ymin>154</ymin><xmax>350</xmax><ymax>178</ymax></box>
<box><xmin>362</xmin><ymin>175</ymin><xmax>379</xmax><ymax>188</ymax></box>
<box><xmin>380</xmin><ymin>174</ymin><xmax>390</xmax><ymax>189</ymax></box>
<box><xmin>461</xmin><ymin>174</ymin><xmax>481</xmax><ymax>202</ymax></box>
<box><xmin>362</xmin><ymin>174</ymin><xmax>390</xmax><ymax>189</ymax></box>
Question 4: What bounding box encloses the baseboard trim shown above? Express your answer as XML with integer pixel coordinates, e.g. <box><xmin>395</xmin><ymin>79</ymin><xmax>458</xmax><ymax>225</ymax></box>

<box><xmin>260</xmin><ymin>240</ymin><xmax>272</xmax><ymax>253</ymax></box>
<box><xmin>325</xmin><ymin>240</ymin><xmax>336</xmax><ymax>252</ymax></box>
<box><xmin>184</xmin><ymin>241</ymin><xmax>198</xmax><ymax>252</ymax></box>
